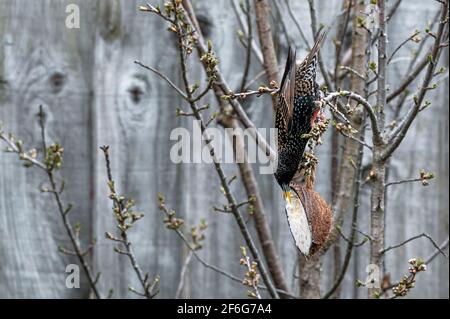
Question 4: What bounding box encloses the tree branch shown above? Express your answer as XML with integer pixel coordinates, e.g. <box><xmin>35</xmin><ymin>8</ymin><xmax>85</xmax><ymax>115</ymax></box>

<box><xmin>134</xmin><ymin>60</ymin><xmax>189</xmax><ymax>101</ymax></box>
<box><xmin>381</xmin><ymin>0</ymin><xmax>448</xmax><ymax>162</ymax></box>
<box><xmin>150</xmin><ymin>2</ymin><xmax>280</xmax><ymax>298</ymax></box>
<box><xmin>283</xmin><ymin>0</ymin><xmax>311</xmax><ymax>49</ymax></box>
<box><xmin>307</xmin><ymin>0</ymin><xmax>334</xmax><ymax>91</ymax></box>
<box><xmin>182</xmin><ymin>0</ymin><xmax>277</xmax><ymax>162</ymax></box>
<box><xmin>231</xmin><ymin>0</ymin><xmax>264</xmax><ymax>65</ymax></box>
<box><xmin>383</xmin><ymin>237</ymin><xmax>449</xmax><ymax>294</ymax></box>
<box><xmin>239</xmin><ymin>0</ymin><xmax>253</xmax><ymax>92</ymax></box>
<box><xmin>1</xmin><ymin>107</ymin><xmax>102</xmax><ymax>299</ymax></box>
<box><xmin>323</xmin><ymin>91</ymin><xmax>382</xmax><ymax>144</ymax></box>
<box><xmin>158</xmin><ymin>199</ymin><xmax>297</xmax><ymax>298</ymax></box>
<box><xmin>380</xmin><ymin>233</ymin><xmax>448</xmax><ymax>257</ymax></box>
<box><xmin>253</xmin><ymin>0</ymin><xmax>279</xmax><ymax>87</ymax></box>
<box><xmin>101</xmin><ymin>145</ymin><xmax>159</xmax><ymax>299</ymax></box>
<box><xmin>322</xmin><ymin>128</ymin><xmax>365</xmax><ymax>299</ymax></box>
<box><xmin>175</xmin><ymin>251</ymin><xmax>193</xmax><ymax>299</ymax></box>
<box><xmin>387</xmin><ymin>30</ymin><xmax>421</xmax><ymax>65</ymax></box>
<box><xmin>218</xmin><ymin>105</ymin><xmax>291</xmax><ymax>296</ymax></box>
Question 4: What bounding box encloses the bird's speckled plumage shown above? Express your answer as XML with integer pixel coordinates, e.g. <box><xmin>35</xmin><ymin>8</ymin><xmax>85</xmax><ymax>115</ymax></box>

<box><xmin>274</xmin><ymin>33</ymin><xmax>325</xmax><ymax>190</ymax></box>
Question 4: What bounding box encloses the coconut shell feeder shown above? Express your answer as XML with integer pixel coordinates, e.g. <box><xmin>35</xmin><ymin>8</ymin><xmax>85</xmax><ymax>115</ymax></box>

<box><xmin>284</xmin><ymin>180</ymin><xmax>333</xmax><ymax>256</ymax></box>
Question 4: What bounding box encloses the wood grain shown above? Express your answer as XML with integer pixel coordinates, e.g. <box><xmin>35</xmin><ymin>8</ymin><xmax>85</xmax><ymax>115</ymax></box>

<box><xmin>0</xmin><ymin>0</ymin><xmax>447</xmax><ymax>298</ymax></box>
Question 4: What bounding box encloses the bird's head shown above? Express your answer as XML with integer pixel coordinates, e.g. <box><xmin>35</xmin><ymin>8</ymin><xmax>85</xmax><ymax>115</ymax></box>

<box><xmin>274</xmin><ymin>168</ymin><xmax>293</xmax><ymax>205</ymax></box>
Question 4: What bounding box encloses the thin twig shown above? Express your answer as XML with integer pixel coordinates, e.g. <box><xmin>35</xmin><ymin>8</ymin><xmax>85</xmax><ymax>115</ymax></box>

<box><xmin>175</xmin><ymin>251</ymin><xmax>194</xmax><ymax>299</ymax></box>
<box><xmin>0</xmin><ymin>133</ymin><xmax>46</xmax><ymax>170</ymax></box>
<box><xmin>218</xmin><ymin>105</ymin><xmax>292</xmax><ymax>296</ymax></box>
<box><xmin>425</xmin><ymin>237</ymin><xmax>449</xmax><ymax>263</ymax></box>
<box><xmin>272</xmin><ymin>0</ymin><xmax>293</xmax><ymax>49</ymax></box>
<box><xmin>376</xmin><ymin>0</ymin><xmax>388</xmax><ymax>131</ymax></box>
<box><xmin>307</xmin><ymin>0</ymin><xmax>334</xmax><ymax>91</ymax></box>
<box><xmin>380</xmin><ymin>233</ymin><xmax>448</xmax><ymax>257</ymax></box>
<box><xmin>182</xmin><ymin>0</ymin><xmax>277</xmax><ymax>162</ymax></box>
<box><xmin>192</xmin><ymin>80</ymin><xmax>213</xmax><ymax>103</ymax></box>
<box><xmin>241</xmin><ymin>253</ymin><xmax>262</xmax><ymax>299</ymax></box>
<box><xmin>222</xmin><ymin>86</ymin><xmax>278</xmax><ymax>100</ymax></box>
<box><xmin>231</xmin><ymin>0</ymin><xmax>264</xmax><ymax>65</ymax></box>
<box><xmin>134</xmin><ymin>60</ymin><xmax>189</xmax><ymax>101</ymax></box>
<box><xmin>322</xmin><ymin>118</ymin><xmax>365</xmax><ymax>299</ymax></box>
<box><xmin>334</xmin><ymin>0</ymin><xmax>352</xmax><ymax>88</ymax></box>
<box><xmin>253</xmin><ymin>0</ymin><xmax>279</xmax><ymax>101</ymax></box>
<box><xmin>156</xmin><ymin>2</ymin><xmax>280</xmax><ymax>298</ymax></box>
<box><xmin>382</xmin><ymin>237</ymin><xmax>449</xmax><ymax>292</ymax></box>
<box><xmin>158</xmin><ymin>201</ymin><xmax>297</xmax><ymax>299</ymax></box>
<box><xmin>340</xmin><ymin>66</ymin><xmax>366</xmax><ymax>81</ymax></box>
<box><xmin>382</xmin><ymin>0</ymin><xmax>449</xmax><ymax>161</ymax></box>
<box><xmin>385</xmin><ymin>178</ymin><xmax>423</xmax><ymax>188</ymax></box>
<box><xmin>324</xmin><ymin>91</ymin><xmax>382</xmax><ymax>144</ymax></box>
<box><xmin>387</xmin><ymin>54</ymin><xmax>429</xmax><ymax>103</ymax></box>
<box><xmin>39</xmin><ymin>109</ymin><xmax>102</xmax><ymax>299</ymax></box>
<box><xmin>386</xmin><ymin>9</ymin><xmax>443</xmax><ymax>103</ymax></box>
<box><xmin>337</xmin><ymin>227</ymin><xmax>370</xmax><ymax>247</ymax></box>
<box><xmin>239</xmin><ymin>0</ymin><xmax>253</xmax><ymax>92</ymax></box>
<box><xmin>0</xmin><ymin>107</ymin><xmax>103</xmax><ymax>299</ymax></box>
<box><xmin>283</xmin><ymin>0</ymin><xmax>311</xmax><ymax>49</ymax></box>
<box><xmin>101</xmin><ymin>145</ymin><xmax>158</xmax><ymax>299</ymax></box>
<box><xmin>336</xmin><ymin>128</ymin><xmax>373</xmax><ymax>150</ymax></box>
<box><xmin>243</xmin><ymin>64</ymin><xmax>285</xmax><ymax>90</ymax></box>
<box><xmin>387</xmin><ymin>30</ymin><xmax>421</xmax><ymax>65</ymax></box>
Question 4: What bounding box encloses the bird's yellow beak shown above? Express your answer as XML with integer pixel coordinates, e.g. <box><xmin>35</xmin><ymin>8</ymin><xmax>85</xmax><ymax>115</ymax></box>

<box><xmin>283</xmin><ymin>191</ymin><xmax>292</xmax><ymax>204</ymax></box>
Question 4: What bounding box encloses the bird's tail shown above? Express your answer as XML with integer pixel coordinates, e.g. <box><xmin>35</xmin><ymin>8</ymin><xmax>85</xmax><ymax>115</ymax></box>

<box><xmin>305</xmin><ymin>31</ymin><xmax>326</xmax><ymax>66</ymax></box>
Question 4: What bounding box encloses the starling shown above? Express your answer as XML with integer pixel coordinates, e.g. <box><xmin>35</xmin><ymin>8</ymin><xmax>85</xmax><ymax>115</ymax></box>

<box><xmin>274</xmin><ymin>33</ymin><xmax>325</xmax><ymax>204</ymax></box>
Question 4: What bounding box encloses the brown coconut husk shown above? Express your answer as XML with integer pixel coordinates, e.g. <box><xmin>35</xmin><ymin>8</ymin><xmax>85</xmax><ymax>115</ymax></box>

<box><xmin>290</xmin><ymin>172</ymin><xmax>333</xmax><ymax>255</ymax></box>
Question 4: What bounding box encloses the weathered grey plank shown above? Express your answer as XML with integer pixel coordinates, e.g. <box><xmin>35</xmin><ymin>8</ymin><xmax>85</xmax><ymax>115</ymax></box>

<box><xmin>0</xmin><ymin>0</ymin><xmax>447</xmax><ymax>299</ymax></box>
<box><xmin>0</xmin><ymin>0</ymin><xmax>98</xmax><ymax>298</ymax></box>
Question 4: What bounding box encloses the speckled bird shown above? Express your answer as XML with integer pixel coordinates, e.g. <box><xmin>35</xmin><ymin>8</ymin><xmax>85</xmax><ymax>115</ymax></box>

<box><xmin>274</xmin><ymin>33</ymin><xmax>325</xmax><ymax>203</ymax></box>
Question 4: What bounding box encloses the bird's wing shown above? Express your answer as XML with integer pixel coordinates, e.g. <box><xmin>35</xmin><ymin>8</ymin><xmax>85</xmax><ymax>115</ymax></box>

<box><xmin>275</xmin><ymin>47</ymin><xmax>296</xmax><ymax>147</ymax></box>
<box><xmin>296</xmin><ymin>32</ymin><xmax>325</xmax><ymax>96</ymax></box>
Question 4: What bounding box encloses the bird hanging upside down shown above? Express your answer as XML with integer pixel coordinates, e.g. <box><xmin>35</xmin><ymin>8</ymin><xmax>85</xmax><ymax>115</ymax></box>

<box><xmin>274</xmin><ymin>33</ymin><xmax>332</xmax><ymax>255</ymax></box>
